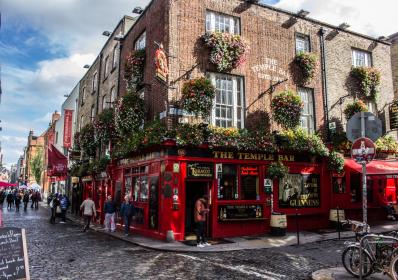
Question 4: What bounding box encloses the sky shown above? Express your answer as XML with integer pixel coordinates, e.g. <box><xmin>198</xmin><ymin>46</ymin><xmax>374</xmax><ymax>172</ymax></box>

<box><xmin>0</xmin><ymin>0</ymin><xmax>397</xmax><ymax>169</ymax></box>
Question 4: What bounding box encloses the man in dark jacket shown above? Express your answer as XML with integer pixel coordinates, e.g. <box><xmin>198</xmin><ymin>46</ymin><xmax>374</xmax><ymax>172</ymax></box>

<box><xmin>50</xmin><ymin>194</ymin><xmax>60</xmax><ymax>224</ymax></box>
<box><xmin>120</xmin><ymin>196</ymin><xmax>134</xmax><ymax>236</ymax></box>
<box><xmin>6</xmin><ymin>192</ymin><xmax>14</xmax><ymax>210</ymax></box>
<box><xmin>14</xmin><ymin>192</ymin><xmax>22</xmax><ymax>212</ymax></box>
<box><xmin>104</xmin><ymin>196</ymin><xmax>116</xmax><ymax>232</ymax></box>
<box><xmin>23</xmin><ymin>192</ymin><xmax>30</xmax><ymax>211</ymax></box>
<box><xmin>60</xmin><ymin>195</ymin><xmax>70</xmax><ymax>223</ymax></box>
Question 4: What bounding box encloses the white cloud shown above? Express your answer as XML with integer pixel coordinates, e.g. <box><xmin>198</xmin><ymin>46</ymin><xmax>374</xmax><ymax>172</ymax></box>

<box><xmin>274</xmin><ymin>0</ymin><xmax>398</xmax><ymax>37</ymax></box>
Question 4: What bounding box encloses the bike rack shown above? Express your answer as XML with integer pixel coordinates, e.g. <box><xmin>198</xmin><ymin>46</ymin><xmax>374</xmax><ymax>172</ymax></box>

<box><xmin>359</xmin><ymin>234</ymin><xmax>398</xmax><ymax>280</ymax></box>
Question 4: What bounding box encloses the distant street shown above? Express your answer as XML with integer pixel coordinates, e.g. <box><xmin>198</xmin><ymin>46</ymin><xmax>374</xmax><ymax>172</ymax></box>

<box><xmin>1</xmin><ymin>204</ymin><xmax>346</xmax><ymax>280</ymax></box>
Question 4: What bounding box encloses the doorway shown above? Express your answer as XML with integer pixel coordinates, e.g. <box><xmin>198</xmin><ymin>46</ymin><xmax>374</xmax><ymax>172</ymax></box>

<box><xmin>185</xmin><ymin>181</ymin><xmax>210</xmax><ymax>239</ymax></box>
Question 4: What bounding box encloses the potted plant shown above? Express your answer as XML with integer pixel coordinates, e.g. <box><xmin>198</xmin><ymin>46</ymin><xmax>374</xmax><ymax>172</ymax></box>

<box><xmin>343</xmin><ymin>100</ymin><xmax>368</xmax><ymax>120</ymax></box>
<box><xmin>266</xmin><ymin>161</ymin><xmax>289</xmax><ymax>180</ymax></box>
<box><xmin>271</xmin><ymin>90</ymin><xmax>303</xmax><ymax>129</ymax></box>
<box><xmin>327</xmin><ymin>151</ymin><xmax>345</xmax><ymax>174</ymax></box>
<box><xmin>375</xmin><ymin>135</ymin><xmax>398</xmax><ymax>158</ymax></box>
<box><xmin>350</xmin><ymin>66</ymin><xmax>381</xmax><ymax>101</ymax></box>
<box><xmin>202</xmin><ymin>32</ymin><xmax>249</xmax><ymax>72</ymax></box>
<box><xmin>181</xmin><ymin>78</ymin><xmax>216</xmax><ymax>117</ymax></box>
<box><xmin>294</xmin><ymin>52</ymin><xmax>318</xmax><ymax>83</ymax></box>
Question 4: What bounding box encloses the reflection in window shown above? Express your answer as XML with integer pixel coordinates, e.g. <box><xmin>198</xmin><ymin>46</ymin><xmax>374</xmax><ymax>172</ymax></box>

<box><xmin>295</xmin><ymin>34</ymin><xmax>310</xmax><ymax>53</ymax></box>
<box><xmin>140</xmin><ymin>176</ymin><xmax>149</xmax><ymax>202</ymax></box>
<box><xmin>206</xmin><ymin>11</ymin><xmax>240</xmax><ymax>35</ymax></box>
<box><xmin>133</xmin><ymin>177</ymin><xmax>139</xmax><ymax>202</ymax></box>
<box><xmin>125</xmin><ymin>177</ymin><xmax>132</xmax><ymax>199</ymax></box>
<box><xmin>218</xmin><ymin>165</ymin><xmax>238</xmax><ymax>200</ymax></box>
<box><xmin>241</xmin><ymin>175</ymin><xmax>259</xmax><ymax>200</ymax></box>
<box><xmin>352</xmin><ymin>49</ymin><xmax>372</xmax><ymax>67</ymax></box>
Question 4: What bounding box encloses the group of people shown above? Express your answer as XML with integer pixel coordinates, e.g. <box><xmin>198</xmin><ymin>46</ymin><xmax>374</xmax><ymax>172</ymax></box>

<box><xmin>48</xmin><ymin>193</ymin><xmax>70</xmax><ymax>224</ymax></box>
<box><xmin>0</xmin><ymin>189</ymin><xmax>41</xmax><ymax>212</ymax></box>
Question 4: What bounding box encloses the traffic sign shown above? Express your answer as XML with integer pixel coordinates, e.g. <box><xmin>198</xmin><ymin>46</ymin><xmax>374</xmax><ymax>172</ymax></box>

<box><xmin>351</xmin><ymin>137</ymin><xmax>376</xmax><ymax>164</ymax></box>
<box><xmin>346</xmin><ymin>112</ymin><xmax>382</xmax><ymax>142</ymax></box>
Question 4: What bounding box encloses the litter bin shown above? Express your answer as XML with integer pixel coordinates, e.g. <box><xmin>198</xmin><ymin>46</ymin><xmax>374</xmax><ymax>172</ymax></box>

<box><xmin>270</xmin><ymin>212</ymin><xmax>287</xmax><ymax>236</ymax></box>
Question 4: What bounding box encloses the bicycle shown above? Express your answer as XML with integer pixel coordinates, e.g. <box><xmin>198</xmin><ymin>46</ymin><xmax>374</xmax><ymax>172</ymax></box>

<box><xmin>341</xmin><ymin>220</ymin><xmax>398</xmax><ymax>278</ymax></box>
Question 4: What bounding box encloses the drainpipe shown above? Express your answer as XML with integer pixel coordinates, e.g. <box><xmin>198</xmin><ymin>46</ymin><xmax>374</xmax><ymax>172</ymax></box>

<box><xmin>319</xmin><ymin>27</ymin><xmax>330</xmax><ymax>142</ymax></box>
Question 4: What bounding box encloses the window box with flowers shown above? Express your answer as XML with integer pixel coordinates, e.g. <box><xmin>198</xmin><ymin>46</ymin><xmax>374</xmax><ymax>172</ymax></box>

<box><xmin>343</xmin><ymin>100</ymin><xmax>368</xmax><ymax>120</ymax></box>
<box><xmin>124</xmin><ymin>49</ymin><xmax>146</xmax><ymax>91</ymax></box>
<box><xmin>294</xmin><ymin>52</ymin><xmax>318</xmax><ymax>84</ymax></box>
<box><xmin>271</xmin><ymin>90</ymin><xmax>303</xmax><ymax>129</ymax></box>
<box><xmin>202</xmin><ymin>32</ymin><xmax>249</xmax><ymax>72</ymax></box>
<box><xmin>350</xmin><ymin>66</ymin><xmax>381</xmax><ymax>101</ymax></box>
<box><xmin>181</xmin><ymin>78</ymin><xmax>216</xmax><ymax>117</ymax></box>
<box><xmin>375</xmin><ymin>135</ymin><xmax>398</xmax><ymax>156</ymax></box>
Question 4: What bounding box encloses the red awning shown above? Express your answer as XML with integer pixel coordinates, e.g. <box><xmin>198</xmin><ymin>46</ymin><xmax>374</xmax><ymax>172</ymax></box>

<box><xmin>345</xmin><ymin>158</ymin><xmax>398</xmax><ymax>176</ymax></box>
<box><xmin>0</xmin><ymin>181</ymin><xmax>17</xmax><ymax>188</ymax></box>
<box><xmin>47</xmin><ymin>144</ymin><xmax>67</xmax><ymax>176</ymax></box>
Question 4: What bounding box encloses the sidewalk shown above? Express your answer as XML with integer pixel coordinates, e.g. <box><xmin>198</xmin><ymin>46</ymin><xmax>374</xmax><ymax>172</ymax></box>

<box><xmin>64</xmin><ymin>211</ymin><xmax>398</xmax><ymax>252</ymax></box>
<box><xmin>312</xmin><ymin>267</ymin><xmax>389</xmax><ymax>280</ymax></box>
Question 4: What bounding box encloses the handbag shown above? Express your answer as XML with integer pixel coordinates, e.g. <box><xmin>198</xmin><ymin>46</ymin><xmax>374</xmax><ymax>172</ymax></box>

<box><xmin>56</xmin><ymin>206</ymin><xmax>62</xmax><ymax>214</ymax></box>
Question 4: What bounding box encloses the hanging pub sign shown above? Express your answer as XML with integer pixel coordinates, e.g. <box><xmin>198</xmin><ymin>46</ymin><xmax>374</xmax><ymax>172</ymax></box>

<box><xmin>390</xmin><ymin>100</ymin><xmax>398</xmax><ymax>130</ymax></box>
<box><xmin>63</xmin><ymin>109</ymin><xmax>73</xmax><ymax>148</ymax></box>
<box><xmin>187</xmin><ymin>163</ymin><xmax>213</xmax><ymax>178</ymax></box>
<box><xmin>278</xmin><ymin>174</ymin><xmax>320</xmax><ymax>208</ymax></box>
<box><xmin>155</xmin><ymin>44</ymin><xmax>169</xmax><ymax>82</ymax></box>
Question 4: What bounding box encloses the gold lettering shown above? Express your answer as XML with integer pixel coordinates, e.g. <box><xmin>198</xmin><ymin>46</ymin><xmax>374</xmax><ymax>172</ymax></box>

<box><xmin>228</xmin><ymin>152</ymin><xmax>234</xmax><ymax>159</ymax></box>
<box><xmin>289</xmin><ymin>155</ymin><xmax>295</xmax><ymax>161</ymax></box>
<box><xmin>220</xmin><ymin>152</ymin><xmax>228</xmax><ymax>159</ymax></box>
<box><xmin>213</xmin><ymin>151</ymin><xmax>220</xmax><ymax>158</ymax></box>
<box><xmin>238</xmin><ymin>153</ymin><xmax>244</xmax><ymax>160</ymax></box>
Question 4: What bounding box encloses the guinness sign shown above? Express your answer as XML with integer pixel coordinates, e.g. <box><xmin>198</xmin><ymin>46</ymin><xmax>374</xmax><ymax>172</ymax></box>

<box><xmin>187</xmin><ymin>163</ymin><xmax>213</xmax><ymax>178</ymax></box>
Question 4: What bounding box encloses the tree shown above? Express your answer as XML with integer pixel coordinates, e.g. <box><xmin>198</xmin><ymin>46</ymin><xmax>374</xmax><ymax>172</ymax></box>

<box><xmin>30</xmin><ymin>148</ymin><xmax>43</xmax><ymax>184</ymax></box>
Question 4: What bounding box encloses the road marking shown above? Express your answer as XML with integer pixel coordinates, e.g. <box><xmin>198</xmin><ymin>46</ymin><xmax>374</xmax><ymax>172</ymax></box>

<box><xmin>177</xmin><ymin>254</ymin><xmax>286</xmax><ymax>279</ymax></box>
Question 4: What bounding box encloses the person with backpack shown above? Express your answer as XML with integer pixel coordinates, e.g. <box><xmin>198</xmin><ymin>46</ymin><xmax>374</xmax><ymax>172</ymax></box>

<box><xmin>23</xmin><ymin>191</ymin><xmax>30</xmax><ymax>211</ymax></box>
<box><xmin>80</xmin><ymin>194</ymin><xmax>96</xmax><ymax>232</ymax></box>
<box><xmin>60</xmin><ymin>194</ymin><xmax>70</xmax><ymax>223</ymax></box>
<box><xmin>120</xmin><ymin>195</ymin><xmax>134</xmax><ymax>236</ymax></box>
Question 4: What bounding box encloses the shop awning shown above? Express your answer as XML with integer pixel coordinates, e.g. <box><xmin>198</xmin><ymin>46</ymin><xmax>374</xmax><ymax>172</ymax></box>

<box><xmin>0</xmin><ymin>181</ymin><xmax>17</xmax><ymax>188</ymax></box>
<box><xmin>47</xmin><ymin>144</ymin><xmax>67</xmax><ymax>176</ymax></box>
<box><xmin>345</xmin><ymin>158</ymin><xmax>398</xmax><ymax>176</ymax></box>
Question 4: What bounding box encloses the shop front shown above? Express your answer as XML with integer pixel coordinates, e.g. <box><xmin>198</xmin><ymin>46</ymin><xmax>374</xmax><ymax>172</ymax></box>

<box><xmin>110</xmin><ymin>147</ymin><xmax>331</xmax><ymax>241</ymax></box>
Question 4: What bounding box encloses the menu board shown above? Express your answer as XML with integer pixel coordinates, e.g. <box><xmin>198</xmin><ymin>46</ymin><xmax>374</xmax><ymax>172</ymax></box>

<box><xmin>218</xmin><ymin>205</ymin><xmax>263</xmax><ymax>221</ymax></box>
<box><xmin>390</xmin><ymin>100</ymin><xmax>398</xmax><ymax>130</ymax></box>
<box><xmin>0</xmin><ymin>227</ymin><xmax>30</xmax><ymax>280</ymax></box>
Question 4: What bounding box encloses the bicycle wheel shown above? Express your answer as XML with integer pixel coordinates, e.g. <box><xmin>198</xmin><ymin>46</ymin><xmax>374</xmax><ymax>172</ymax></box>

<box><xmin>342</xmin><ymin>246</ymin><xmax>373</xmax><ymax>278</ymax></box>
<box><xmin>389</xmin><ymin>254</ymin><xmax>398</xmax><ymax>280</ymax></box>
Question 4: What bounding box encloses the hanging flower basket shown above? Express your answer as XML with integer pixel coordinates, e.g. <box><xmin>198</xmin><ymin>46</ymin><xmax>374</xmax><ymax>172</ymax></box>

<box><xmin>271</xmin><ymin>90</ymin><xmax>303</xmax><ymax>129</ymax></box>
<box><xmin>115</xmin><ymin>92</ymin><xmax>145</xmax><ymax>138</ymax></box>
<box><xmin>181</xmin><ymin>78</ymin><xmax>216</xmax><ymax>117</ymax></box>
<box><xmin>327</xmin><ymin>151</ymin><xmax>345</xmax><ymax>174</ymax></box>
<box><xmin>79</xmin><ymin>123</ymin><xmax>97</xmax><ymax>158</ymax></box>
<box><xmin>267</xmin><ymin>161</ymin><xmax>289</xmax><ymax>180</ymax></box>
<box><xmin>175</xmin><ymin>124</ymin><xmax>205</xmax><ymax>146</ymax></box>
<box><xmin>203</xmin><ymin>32</ymin><xmax>249</xmax><ymax>72</ymax></box>
<box><xmin>375</xmin><ymin>135</ymin><xmax>398</xmax><ymax>154</ymax></box>
<box><xmin>350</xmin><ymin>67</ymin><xmax>381</xmax><ymax>101</ymax></box>
<box><xmin>94</xmin><ymin>108</ymin><xmax>117</xmax><ymax>143</ymax></box>
<box><xmin>294</xmin><ymin>52</ymin><xmax>318</xmax><ymax>83</ymax></box>
<box><xmin>343</xmin><ymin>100</ymin><xmax>368</xmax><ymax>120</ymax></box>
<box><xmin>124</xmin><ymin>49</ymin><xmax>146</xmax><ymax>91</ymax></box>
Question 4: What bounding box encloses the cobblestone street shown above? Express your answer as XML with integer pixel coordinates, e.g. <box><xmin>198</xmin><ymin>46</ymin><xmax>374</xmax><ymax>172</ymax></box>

<box><xmin>1</xmin><ymin>205</ymin><xmax>346</xmax><ymax>280</ymax></box>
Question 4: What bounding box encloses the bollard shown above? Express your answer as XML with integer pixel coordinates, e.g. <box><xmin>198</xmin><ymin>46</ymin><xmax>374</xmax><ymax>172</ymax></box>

<box><xmin>337</xmin><ymin>206</ymin><xmax>341</xmax><ymax>240</ymax></box>
<box><xmin>296</xmin><ymin>209</ymin><xmax>300</xmax><ymax>245</ymax></box>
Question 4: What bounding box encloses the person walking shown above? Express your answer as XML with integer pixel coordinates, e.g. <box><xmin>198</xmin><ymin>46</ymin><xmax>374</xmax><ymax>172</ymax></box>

<box><xmin>0</xmin><ymin>191</ymin><xmax>5</xmax><ymax>209</ymax></box>
<box><xmin>60</xmin><ymin>194</ymin><xmax>70</xmax><ymax>223</ymax></box>
<box><xmin>80</xmin><ymin>194</ymin><xmax>96</xmax><ymax>232</ymax></box>
<box><xmin>34</xmin><ymin>191</ymin><xmax>41</xmax><ymax>209</ymax></box>
<box><xmin>120</xmin><ymin>196</ymin><xmax>134</xmax><ymax>236</ymax></box>
<box><xmin>6</xmin><ymin>191</ymin><xmax>14</xmax><ymax>210</ymax></box>
<box><xmin>49</xmin><ymin>194</ymin><xmax>60</xmax><ymax>224</ymax></box>
<box><xmin>23</xmin><ymin>191</ymin><xmax>30</xmax><ymax>212</ymax></box>
<box><xmin>104</xmin><ymin>195</ymin><xmax>116</xmax><ymax>232</ymax></box>
<box><xmin>194</xmin><ymin>195</ymin><xmax>210</xmax><ymax>248</ymax></box>
<box><xmin>14</xmin><ymin>192</ymin><xmax>22</xmax><ymax>212</ymax></box>
<box><xmin>31</xmin><ymin>191</ymin><xmax>37</xmax><ymax>209</ymax></box>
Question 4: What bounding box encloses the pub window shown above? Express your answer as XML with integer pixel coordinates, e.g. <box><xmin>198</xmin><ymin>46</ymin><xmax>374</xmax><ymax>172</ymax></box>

<box><xmin>332</xmin><ymin>176</ymin><xmax>346</xmax><ymax>194</ymax></box>
<box><xmin>218</xmin><ymin>164</ymin><xmax>238</xmax><ymax>200</ymax></box>
<box><xmin>279</xmin><ymin>173</ymin><xmax>320</xmax><ymax>208</ymax></box>
<box><xmin>140</xmin><ymin>176</ymin><xmax>149</xmax><ymax>202</ymax></box>
<box><xmin>350</xmin><ymin>172</ymin><xmax>362</xmax><ymax>202</ymax></box>
<box><xmin>209</xmin><ymin>73</ymin><xmax>245</xmax><ymax>129</ymax></box>
<box><xmin>298</xmin><ymin>87</ymin><xmax>315</xmax><ymax>134</ymax></box>
<box><xmin>206</xmin><ymin>11</ymin><xmax>240</xmax><ymax>35</ymax></box>
<box><xmin>125</xmin><ymin>176</ymin><xmax>132</xmax><ymax>198</ymax></box>
<box><xmin>240</xmin><ymin>166</ymin><xmax>260</xmax><ymax>200</ymax></box>
<box><xmin>352</xmin><ymin>49</ymin><xmax>372</xmax><ymax>67</ymax></box>
<box><xmin>295</xmin><ymin>33</ymin><xmax>310</xmax><ymax>53</ymax></box>
<box><xmin>135</xmin><ymin>31</ymin><xmax>146</xmax><ymax>50</ymax></box>
<box><xmin>133</xmin><ymin>177</ymin><xmax>140</xmax><ymax>202</ymax></box>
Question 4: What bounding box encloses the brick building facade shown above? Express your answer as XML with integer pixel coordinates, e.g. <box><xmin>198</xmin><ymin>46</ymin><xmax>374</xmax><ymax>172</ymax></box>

<box><xmin>390</xmin><ymin>32</ymin><xmax>398</xmax><ymax>99</ymax></box>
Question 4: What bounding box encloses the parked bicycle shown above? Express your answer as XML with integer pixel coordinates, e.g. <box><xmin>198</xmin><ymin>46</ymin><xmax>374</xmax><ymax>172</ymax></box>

<box><xmin>341</xmin><ymin>219</ymin><xmax>398</xmax><ymax>279</ymax></box>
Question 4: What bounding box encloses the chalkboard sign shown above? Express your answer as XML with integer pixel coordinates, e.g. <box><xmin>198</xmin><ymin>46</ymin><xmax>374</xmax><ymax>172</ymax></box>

<box><xmin>218</xmin><ymin>205</ymin><xmax>263</xmax><ymax>221</ymax></box>
<box><xmin>0</xmin><ymin>227</ymin><xmax>30</xmax><ymax>280</ymax></box>
<box><xmin>390</xmin><ymin>100</ymin><xmax>398</xmax><ymax>130</ymax></box>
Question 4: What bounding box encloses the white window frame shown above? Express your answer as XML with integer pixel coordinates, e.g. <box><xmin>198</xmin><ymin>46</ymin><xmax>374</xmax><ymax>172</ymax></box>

<box><xmin>112</xmin><ymin>44</ymin><xmax>118</xmax><ymax>69</ymax></box>
<box><xmin>104</xmin><ymin>56</ymin><xmax>109</xmax><ymax>78</ymax></box>
<box><xmin>367</xmin><ymin>101</ymin><xmax>377</xmax><ymax>115</ymax></box>
<box><xmin>92</xmin><ymin>72</ymin><xmax>98</xmax><ymax>93</ymax></box>
<box><xmin>135</xmin><ymin>31</ymin><xmax>146</xmax><ymax>50</ymax></box>
<box><xmin>352</xmin><ymin>49</ymin><xmax>372</xmax><ymax>67</ymax></box>
<box><xmin>209</xmin><ymin>73</ymin><xmax>245</xmax><ymax>129</ymax></box>
<box><xmin>298</xmin><ymin>87</ymin><xmax>315</xmax><ymax>134</ymax></box>
<box><xmin>295</xmin><ymin>33</ymin><xmax>310</xmax><ymax>53</ymax></box>
<box><xmin>206</xmin><ymin>11</ymin><xmax>240</xmax><ymax>35</ymax></box>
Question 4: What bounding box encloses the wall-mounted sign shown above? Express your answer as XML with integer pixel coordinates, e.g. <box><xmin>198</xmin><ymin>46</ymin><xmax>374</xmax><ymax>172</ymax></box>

<box><xmin>241</xmin><ymin>166</ymin><xmax>259</xmax><ymax>176</ymax></box>
<box><xmin>173</xmin><ymin>163</ymin><xmax>180</xmax><ymax>173</ymax></box>
<box><xmin>63</xmin><ymin>109</ymin><xmax>73</xmax><ymax>148</ymax></box>
<box><xmin>155</xmin><ymin>44</ymin><xmax>169</xmax><ymax>82</ymax></box>
<box><xmin>278</xmin><ymin>174</ymin><xmax>320</xmax><ymax>208</ymax></box>
<box><xmin>218</xmin><ymin>205</ymin><xmax>263</xmax><ymax>221</ymax></box>
<box><xmin>213</xmin><ymin>151</ymin><xmax>295</xmax><ymax>162</ymax></box>
<box><xmin>187</xmin><ymin>163</ymin><xmax>213</xmax><ymax>178</ymax></box>
<box><xmin>390</xmin><ymin>100</ymin><xmax>398</xmax><ymax>130</ymax></box>
<box><xmin>264</xmin><ymin>178</ymin><xmax>273</xmax><ymax>194</ymax></box>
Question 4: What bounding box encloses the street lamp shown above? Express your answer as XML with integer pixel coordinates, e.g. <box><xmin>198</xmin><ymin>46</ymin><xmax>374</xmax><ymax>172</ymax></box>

<box><xmin>102</xmin><ymin>31</ymin><xmax>111</xmax><ymax>37</ymax></box>
<box><xmin>338</xmin><ymin>23</ymin><xmax>350</xmax><ymax>30</ymax></box>
<box><xmin>132</xmin><ymin>7</ymin><xmax>143</xmax><ymax>14</ymax></box>
<box><xmin>83</xmin><ymin>65</ymin><xmax>90</xmax><ymax>69</ymax></box>
<box><xmin>297</xmin><ymin>9</ymin><xmax>310</xmax><ymax>18</ymax></box>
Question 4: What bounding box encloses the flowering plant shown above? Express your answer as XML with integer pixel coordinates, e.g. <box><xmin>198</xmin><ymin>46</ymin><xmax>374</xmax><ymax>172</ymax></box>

<box><xmin>115</xmin><ymin>92</ymin><xmax>145</xmax><ymax>137</ymax></box>
<box><xmin>350</xmin><ymin>67</ymin><xmax>381</xmax><ymax>101</ymax></box>
<box><xmin>94</xmin><ymin>108</ymin><xmax>117</xmax><ymax>143</ymax></box>
<box><xmin>278</xmin><ymin>128</ymin><xmax>329</xmax><ymax>157</ymax></box>
<box><xmin>203</xmin><ymin>32</ymin><xmax>249</xmax><ymax>72</ymax></box>
<box><xmin>79</xmin><ymin>124</ymin><xmax>97</xmax><ymax>158</ymax></box>
<box><xmin>343</xmin><ymin>100</ymin><xmax>368</xmax><ymax>120</ymax></box>
<box><xmin>124</xmin><ymin>49</ymin><xmax>146</xmax><ymax>91</ymax></box>
<box><xmin>375</xmin><ymin>135</ymin><xmax>398</xmax><ymax>153</ymax></box>
<box><xmin>327</xmin><ymin>151</ymin><xmax>345</xmax><ymax>174</ymax></box>
<box><xmin>73</xmin><ymin>131</ymin><xmax>81</xmax><ymax>151</ymax></box>
<box><xmin>267</xmin><ymin>162</ymin><xmax>289</xmax><ymax>180</ymax></box>
<box><xmin>175</xmin><ymin>124</ymin><xmax>205</xmax><ymax>146</ymax></box>
<box><xmin>90</xmin><ymin>157</ymin><xmax>111</xmax><ymax>173</ymax></box>
<box><xmin>294</xmin><ymin>52</ymin><xmax>318</xmax><ymax>83</ymax></box>
<box><xmin>181</xmin><ymin>78</ymin><xmax>215</xmax><ymax>117</ymax></box>
<box><xmin>141</xmin><ymin>120</ymin><xmax>167</xmax><ymax>147</ymax></box>
<box><xmin>271</xmin><ymin>90</ymin><xmax>303</xmax><ymax>129</ymax></box>
<box><xmin>208</xmin><ymin>126</ymin><xmax>241</xmax><ymax>148</ymax></box>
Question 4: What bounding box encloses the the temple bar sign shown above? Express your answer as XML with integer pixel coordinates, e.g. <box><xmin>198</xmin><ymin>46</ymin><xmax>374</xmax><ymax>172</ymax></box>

<box><xmin>213</xmin><ymin>151</ymin><xmax>295</xmax><ymax>162</ymax></box>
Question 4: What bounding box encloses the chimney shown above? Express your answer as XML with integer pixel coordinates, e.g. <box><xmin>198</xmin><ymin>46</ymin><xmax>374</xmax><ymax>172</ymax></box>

<box><xmin>52</xmin><ymin>110</ymin><xmax>61</xmax><ymax>124</ymax></box>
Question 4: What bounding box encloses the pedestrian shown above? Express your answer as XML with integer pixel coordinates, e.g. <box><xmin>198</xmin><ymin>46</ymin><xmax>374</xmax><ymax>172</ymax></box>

<box><xmin>80</xmin><ymin>194</ymin><xmax>96</xmax><ymax>232</ymax></box>
<box><xmin>60</xmin><ymin>194</ymin><xmax>70</xmax><ymax>223</ymax></box>
<box><xmin>31</xmin><ymin>191</ymin><xmax>37</xmax><ymax>209</ymax></box>
<box><xmin>104</xmin><ymin>195</ymin><xmax>116</xmax><ymax>232</ymax></box>
<box><xmin>194</xmin><ymin>195</ymin><xmax>210</xmax><ymax>248</ymax></box>
<box><xmin>120</xmin><ymin>195</ymin><xmax>134</xmax><ymax>236</ymax></box>
<box><xmin>23</xmin><ymin>191</ymin><xmax>30</xmax><ymax>211</ymax></box>
<box><xmin>49</xmin><ymin>194</ymin><xmax>60</xmax><ymax>224</ymax></box>
<box><xmin>0</xmin><ymin>191</ymin><xmax>5</xmax><ymax>209</ymax></box>
<box><xmin>35</xmin><ymin>191</ymin><xmax>41</xmax><ymax>209</ymax></box>
<box><xmin>6</xmin><ymin>191</ymin><xmax>14</xmax><ymax>210</ymax></box>
<box><xmin>15</xmin><ymin>192</ymin><xmax>22</xmax><ymax>212</ymax></box>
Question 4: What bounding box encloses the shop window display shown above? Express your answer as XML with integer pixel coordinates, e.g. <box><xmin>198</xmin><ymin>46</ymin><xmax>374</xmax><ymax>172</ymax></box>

<box><xmin>218</xmin><ymin>164</ymin><xmax>238</xmax><ymax>200</ymax></box>
<box><xmin>279</xmin><ymin>173</ymin><xmax>320</xmax><ymax>208</ymax></box>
